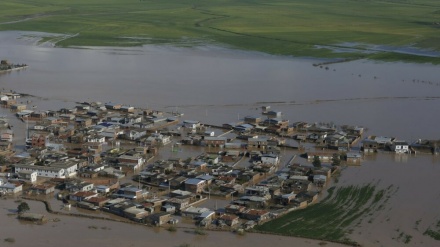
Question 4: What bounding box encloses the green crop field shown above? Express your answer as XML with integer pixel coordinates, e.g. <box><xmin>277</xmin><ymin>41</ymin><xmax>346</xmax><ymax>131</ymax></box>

<box><xmin>0</xmin><ymin>0</ymin><xmax>440</xmax><ymax>62</ymax></box>
<box><xmin>255</xmin><ymin>185</ymin><xmax>397</xmax><ymax>245</ymax></box>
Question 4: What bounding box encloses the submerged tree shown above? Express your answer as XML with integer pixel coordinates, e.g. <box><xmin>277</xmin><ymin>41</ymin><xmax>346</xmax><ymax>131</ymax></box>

<box><xmin>17</xmin><ymin>202</ymin><xmax>30</xmax><ymax>214</ymax></box>
<box><xmin>312</xmin><ymin>155</ymin><xmax>321</xmax><ymax>168</ymax></box>
<box><xmin>331</xmin><ymin>153</ymin><xmax>341</xmax><ymax>166</ymax></box>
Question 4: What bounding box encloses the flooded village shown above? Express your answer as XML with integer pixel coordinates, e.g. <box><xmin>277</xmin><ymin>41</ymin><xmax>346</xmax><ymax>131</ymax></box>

<box><xmin>0</xmin><ymin>88</ymin><xmax>439</xmax><ymax>247</ymax></box>
<box><xmin>0</xmin><ymin>30</ymin><xmax>439</xmax><ymax>247</ymax></box>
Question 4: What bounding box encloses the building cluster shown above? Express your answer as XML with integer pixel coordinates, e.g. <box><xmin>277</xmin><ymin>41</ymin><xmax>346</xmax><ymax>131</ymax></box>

<box><xmin>0</xmin><ymin>59</ymin><xmax>28</xmax><ymax>72</ymax></box>
<box><xmin>0</xmin><ymin>97</ymin><xmax>436</xmax><ymax>229</ymax></box>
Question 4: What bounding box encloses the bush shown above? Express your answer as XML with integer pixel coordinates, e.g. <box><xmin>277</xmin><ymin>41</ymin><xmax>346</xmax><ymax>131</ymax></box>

<box><xmin>4</xmin><ymin>238</ymin><xmax>15</xmax><ymax>243</ymax></box>
<box><xmin>194</xmin><ymin>228</ymin><xmax>207</xmax><ymax>235</ymax></box>
<box><xmin>167</xmin><ymin>226</ymin><xmax>177</xmax><ymax>232</ymax></box>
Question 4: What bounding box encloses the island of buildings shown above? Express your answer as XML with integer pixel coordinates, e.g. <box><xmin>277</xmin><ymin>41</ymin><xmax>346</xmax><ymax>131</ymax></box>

<box><xmin>0</xmin><ymin>60</ymin><xmax>28</xmax><ymax>73</ymax></box>
<box><xmin>0</xmin><ymin>92</ymin><xmax>438</xmax><ymax>230</ymax></box>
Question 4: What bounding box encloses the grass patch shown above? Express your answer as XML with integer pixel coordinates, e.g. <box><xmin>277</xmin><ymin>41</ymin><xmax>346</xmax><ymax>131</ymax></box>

<box><xmin>424</xmin><ymin>219</ymin><xmax>440</xmax><ymax>240</ymax></box>
<box><xmin>0</xmin><ymin>0</ymin><xmax>439</xmax><ymax>63</ymax></box>
<box><xmin>256</xmin><ymin>184</ymin><xmax>393</xmax><ymax>244</ymax></box>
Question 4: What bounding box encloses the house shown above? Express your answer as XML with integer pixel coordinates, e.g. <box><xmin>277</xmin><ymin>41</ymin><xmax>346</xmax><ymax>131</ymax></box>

<box><xmin>185</xmin><ymin>178</ymin><xmax>206</xmax><ymax>194</ymax></box>
<box><xmin>0</xmin><ymin>95</ymin><xmax>9</xmax><ymax>101</ymax></box>
<box><xmin>263</xmin><ymin>110</ymin><xmax>282</xmax><ymax>118</ymax></box>
<box><xmin>296</xmin><ymin>191</ymin><xmax>319</xmax><ymax>205</ymax></box>
<box><xmin>30</xmin><ymin>111</ymin><xmax>47</xmax><ymax>119</ymax></box>
<box><xmin>118</xmin><ymin>155</ymin><xmax>145</xmax><ymax>168</ymax></box>
<box><xmin>313</xmin><ymin>175</ymin><xmax>327</xmax><ymax>184</ymax></box>
<box><xmin>105</xmin><ymin>103</ymin><xmax>122</xmax><ymax>110</ymax></box>
<box><xmin>124</xmin><ymin>207</ymin><xmax>149</xmax><ymax>221</ymax></box>
<box><xmin>234</xmin><ymin>124</ymin><xmax>254</xmax><ymax>132</ymax></box>
<box><xmin>244</xmin><ymin>116</ymin><xmax>262</xmax><ymax>125</ymax></box>
<box><xmin>183</xmin><ymin>120</ymin><xmax>200</xmax><ymax>129</ymax></box>
<box><xmin>306</xmin><ymin>152</ymin><xmax>334</xmax><ymax>161</ymax></box>
<box><xmin>10</xmin><ymin>104</ymin><xmax>26</xmax><ymax>111</ymax></box>
<box><xmin>219</xmin><ymin>214</ymin><xmax>240</xmax><ymax>227</ymax></box>
<box><xmin>0</xmin><ymin>181</ymin><xmax>23</xmax><ymax>194</ymax></box>
<box><xmin>197</xmin><ymin>174</ymin><xmax>214</xmax><ymax>185</ymax></box>
<box><xmin>362</xmin><ymin>139</ymin><xmax>378</xmax><ymax>152</ymax></box>
<box><xmin>169</xmin><ymin>177</ymin><xmax>188</xmax><ymax>189</ymax></box>
<box><xmin>181</xmin><ymin>206</ymin><xmax>210</xmax><ymax>218</ymax></box>
<box><xmin>204</xmin><ymin>137</ymin><xmax>227</xmax><ymax>147</ymax></box>
<box><xmin>391</xmin><ymin>140</ymin><xmax>409</xmax><ymax>154</ymax></box>
<box><xmin>247</xmin><ymin>137</ymin><xmax>268</xmax><ymax>151</ymax></box>
<box><xmin>170</xmin><ymin>190</ymin><xmax>192</xmax><ymax>197</ymax></box>
<box><xmin>1</xmin><ymin>130</ymin><xmax>13</xmax><ymax>142</ymax></box>
<box><xmin>346</xmin><ymin>153</ymin><xmax>362</xmax><ymax>164</ymax></box>
<box><xmin>374</xmin><ymin>136</ymin><xmax>394</xmax><ymax>148</ymax></box>
<box><xmin>147</xmin><ymin>212</ymin><xmax>172</xmax><ymax>226</ymax></box>
<box><xmin>189</xmin><ymin>161</ymin><xmax>207</xmax><ymax>171</ymax></box>
<box><xmin>279</xmin><ymin>193</ymin><xmax>297</xmax><ymax>205</ymax></box>
<box><xmin>125</xmin><ymin>130</ymin><xmax>146</xmax><ymax>140</ymax></box>
<box><xmin>162</xmin><ymin>204</ymin><xmax>176</xmax><ymax>213</ymax></box>
<box><xmin>65</xmin><ymin>181</ymin><xmax>94</xmax><ymax>192</ymax></box>
<box><xmin>260</xmin><ymin>154</ymin><xmax>279</xmax><ymax>165</ymax></box>
<box><xmin>86</xmin><ymin>135</ymin><xmax>106</xmax><ymax>143</ymax></box>
<box><xmin>31</xmin><ymin>133</ymin><xmax>49</xmax><ymax>148</ymax></box>
<box><xmin>14</xmin><ymin>160</ymin><xmax>79</xmax><ymax>179</ymax></box>
<box><xmin>30</xmin><ymin>184</ymin><xmax>56</xmax><ymax>195</ymax></box>
<box><xmin>85</xmin><ymin>196</ymin><xmax>110</xmax><ymax>207</ymax></box>
<box><xmin>165</xmin><ymin>197</ymin><xmax>190</xmax><ymax>211</ymax></box>
<box><xmin>70</xmin><ymin>191</ymin><xmax>98</xmax><ymax>202</ymax></box>
<box><xmin>59</xmin><ymin>114</ymin><xmax>75</xmax><ymax>121</ymax></box>
<box><xmin>224</xmin><ymin>204</ymin><xmax>246</xmax><ymax>215</ymax></box>
<box><xmin>17</xmin><ymin>170</ymin><xmax>37</xmax><ymax>183</ymax></box>
<box><xmin>245</xmin><ymin>186</ymin><xmax>270</xmax><ymax>198</ymax></box>
<box><xmin>241</xmin><ymin>209</ymin><xmax>270</xmax><ymax>222</ymax></box>
<box><xmin>115</xmin><ymin>186</ymin><xmax>147</xmax><ymax>200</ymax></box>
<box><xmin>120</xmin><ymin>105</ymin><xmax>135</xmax><ymax>113</ymax></box>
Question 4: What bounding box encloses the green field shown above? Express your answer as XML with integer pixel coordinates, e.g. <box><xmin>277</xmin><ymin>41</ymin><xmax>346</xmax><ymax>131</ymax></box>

<box><xmin>255</xmin><ymin>185</ymin><xmax>396</xmax><ymax>245</ymax></box>
<box><xmin>0</xmin><ymin>0</ymin><xmax>440</xmax><ymax>62</ymax></box>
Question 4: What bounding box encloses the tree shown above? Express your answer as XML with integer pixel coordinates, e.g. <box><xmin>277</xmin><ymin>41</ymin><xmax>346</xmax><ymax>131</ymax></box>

<box><xmin>17</xmin><ymin>202</ymin><xmax>30</xmax><ymax>214</ymax></box>
<box><xmin>331</xmin><ymin>153</ymin><xmax>341</xmax><ymax>166</ymax></box>
<box><xmin>0</xmin><ymin>155</ymin><xmax>7</xmax><ymax>164</ymax></box>
<box><xmin>312</xmin><ymin>155</ymin><xmax>321</xmax><ymax>168</ymax></box>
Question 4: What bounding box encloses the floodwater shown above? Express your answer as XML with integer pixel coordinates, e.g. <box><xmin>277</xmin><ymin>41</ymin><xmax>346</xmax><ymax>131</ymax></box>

<box><xmin>0</xmin><ymin>200</ymin><xmax>345</xmax><ymax>247</ymax></box>
<box><xmin>1</xmin><ymin>31</ymin><xmax>440</xmax><ymax>246</ymax></box>
<box><xmin>1</xmin><ymin>31</ymin><xmax>440</xmax><ymax>140</ymax></box>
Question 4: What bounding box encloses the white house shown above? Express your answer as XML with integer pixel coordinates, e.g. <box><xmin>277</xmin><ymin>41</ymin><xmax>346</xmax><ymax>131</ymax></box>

<box><xmin>0</xmin><ymin>182</ymin><xmax>23</xmax><ymax>194</ymax></box>
<box><xmin>392</xmin><ymin>141</ymin><xmax>409</xmax><ymax>154</ymax></box>
<box><xmin>17</xmin><ymin>170</ymin><xmax>38</xmax><ymax>183</ymax></box>
<box><xmin>87</xmin><ymin>135</ymin><xmax>106</xmax><ymax>143</ymax></box>
<box><xmin>260</xmin><ymin>154</ymin><xmax>279</xmax><ymax>165</ymax></box>
<box><xmin>183</xmin><ymin>120</ymin><xmax>200</xmax><ymax>129</ymax></box>
<box><xmin>14</xmin><ymin>160</ymin><xmax>79</xmax><ymax>179</ymax></box>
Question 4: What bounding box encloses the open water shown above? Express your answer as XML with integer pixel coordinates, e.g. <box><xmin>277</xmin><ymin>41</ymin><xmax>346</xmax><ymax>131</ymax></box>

<box><xmin>1</xmin><ymin>31</ymin><xmax>440</xmax><ymax>247</ymax></box>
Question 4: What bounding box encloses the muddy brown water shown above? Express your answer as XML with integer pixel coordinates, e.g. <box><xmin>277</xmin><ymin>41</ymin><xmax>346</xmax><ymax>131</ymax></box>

<box><xmin>1</xmin><ymin>31</ymin><xmax>440</xmax><ymax>246</ymax></box>
<box><xmin>0</xmin><ymin>199</ymin><xmax>346</xmax><ymax>247</ymax></box>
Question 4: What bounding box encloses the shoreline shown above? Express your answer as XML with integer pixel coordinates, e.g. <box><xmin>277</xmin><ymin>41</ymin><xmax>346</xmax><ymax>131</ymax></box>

<box><xmin>0</xmin><ymin>198</ymin><xmax>347</xmax><ymax>247</ymax></box>
<box><xmin>0</xmin><ymin>65</ymin><xmax>28</xmax><ymax>74</ymax></box>
<box><xmin>8</xmin><ymin>196</ymin><xmax>353</xmax><ymax>246</ymax></box>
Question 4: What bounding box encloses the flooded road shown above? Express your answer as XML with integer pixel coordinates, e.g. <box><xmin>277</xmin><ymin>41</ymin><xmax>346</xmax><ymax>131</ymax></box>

<box><xmin>1</xmin><ymin>31</ymin><xmax>440</xmax><ymax>246</ymax></box>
